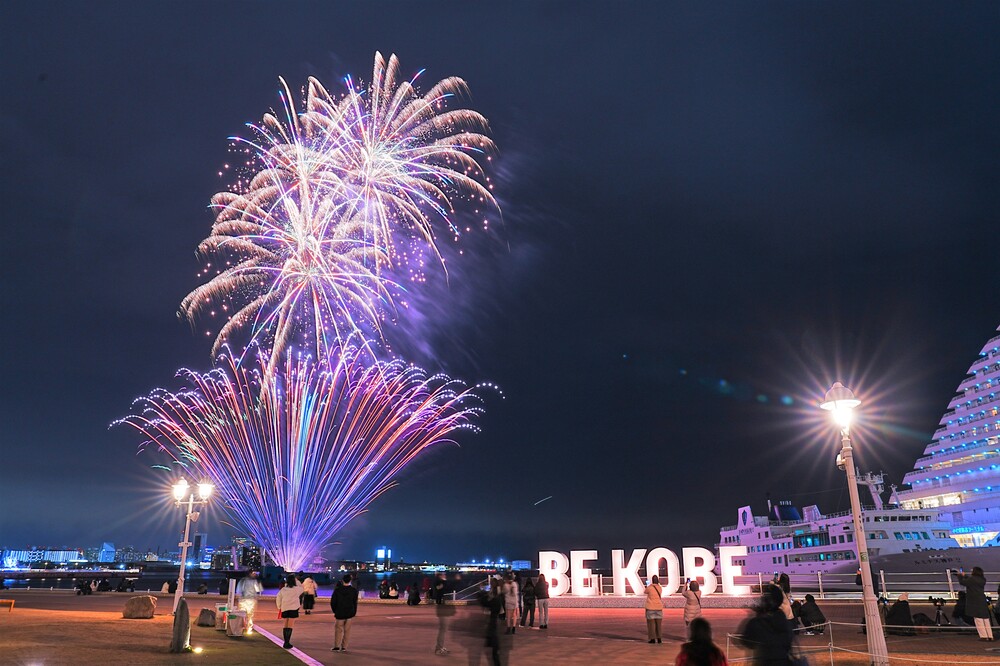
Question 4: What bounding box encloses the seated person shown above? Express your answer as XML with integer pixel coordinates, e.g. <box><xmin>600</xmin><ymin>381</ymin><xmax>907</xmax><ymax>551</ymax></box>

<box><xmin>798</xmin><ymin>594</ymin><xmax>827</xmax><ymax>634</ymax></box>
<box><xmin>407</xmin><ymin>583</ymin><xmax>421</xmax><ymax>606</ymax></box>
<box><xmin>952</xmin><ymin>590</ymin><xmax>974</xmax><ymax>626</ymax></box>
<box><xmin>197</xmin><ymin>583</ymin><xmax>209</xmax><ymax>594</ymax></box>
<box><xmin>884</xmin><ymin>593</ymin><xmax>915</xmax><ymax>635</ymax></box>
<box><xmin>388</xmin><ymin>582</ymin><xmax>399</xmax><ymax>599</ymax></box>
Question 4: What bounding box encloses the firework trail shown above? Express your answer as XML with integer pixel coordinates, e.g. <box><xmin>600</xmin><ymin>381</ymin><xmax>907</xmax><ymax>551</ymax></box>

<box><xmin>181</xmin><ymin>53</ymin><xmax>497</xmax><ymax>359</ymax></box>
<box><xmin>119</xmin><ymin>347</ymin><xmax>490</xmax><ymax>571</ymax></box>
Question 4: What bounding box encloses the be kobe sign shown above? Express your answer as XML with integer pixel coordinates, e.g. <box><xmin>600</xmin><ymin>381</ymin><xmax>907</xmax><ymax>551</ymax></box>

<box><xmin>538</xmin><ymin>546</ymin><xmax>751</xmax><ymax>597</ymax></box>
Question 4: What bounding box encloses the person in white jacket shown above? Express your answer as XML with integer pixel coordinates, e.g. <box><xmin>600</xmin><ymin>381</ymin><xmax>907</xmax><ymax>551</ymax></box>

<box><xmin>237</xmin><ymin>571</ymin><xmax>262</xmax><ymax>634</ymax></box>
<box><xmin>276</xmin><ymin>574</ymin><xmax>304</xmax><ymax>649</ymax></box>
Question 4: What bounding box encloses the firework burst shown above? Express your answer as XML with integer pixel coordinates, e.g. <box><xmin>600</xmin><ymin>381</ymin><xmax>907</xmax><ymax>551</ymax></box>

<box><xmin>183</xmin><ymin>54</ymin><xmax>497</xmax><ymax>359</ymax></box>
<box><xmin>119</xmin><ymin>347</ymin><xmax>490</xmax><ymax>571</ymax></box>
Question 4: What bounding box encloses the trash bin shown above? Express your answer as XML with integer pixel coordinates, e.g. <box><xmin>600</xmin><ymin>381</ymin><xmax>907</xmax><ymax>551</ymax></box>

<box><xmin>226</xmin><ymin>610</ymin><xmax>246</xmax><ymax>637</ymax></box>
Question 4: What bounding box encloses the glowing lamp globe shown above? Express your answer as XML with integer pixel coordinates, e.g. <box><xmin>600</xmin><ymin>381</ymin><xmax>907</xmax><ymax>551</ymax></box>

<box><xmin>820</xmin><ymin>382</ymin><xmax>861</xmax><ymax>428</ymax></box>
<box><xmin>172</xmin><ymin>478</ymin><xmax>189</xmax><ymax>501</ymax></box>
<box><xmin>198</xmin><ymin>482</ymin><xmax>214</xmax><ymax>500</ymax></box>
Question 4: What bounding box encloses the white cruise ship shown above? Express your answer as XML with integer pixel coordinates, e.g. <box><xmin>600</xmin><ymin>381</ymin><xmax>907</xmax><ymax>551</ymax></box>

<box><xmin>718</xmin><ymin>474</ymin><xmax>1000</xmax><ymax>576</ymax></box>
<box><xmin>718</xmin><ymin>325</ymin><xmax>1000</xmax><ymax>577</ymax></box>
<box><xmin>896</xmin><ymin>325</ymin><xmax>1000</xmax><ymax>546</ymax></box>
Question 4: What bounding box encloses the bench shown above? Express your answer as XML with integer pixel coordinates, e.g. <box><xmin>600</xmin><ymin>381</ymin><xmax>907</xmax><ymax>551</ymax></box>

<box><xmin>0</xmin><ymin>599</ymin><xmax>13</xmax><ymax>612</ymax></box>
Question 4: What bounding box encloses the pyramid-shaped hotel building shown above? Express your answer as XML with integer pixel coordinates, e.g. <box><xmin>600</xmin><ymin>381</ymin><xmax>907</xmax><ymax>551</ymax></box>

<box><xmin>898</xmin><ymin>325</ymin><xmax>1000</xmax><ymax>547</ymax></box>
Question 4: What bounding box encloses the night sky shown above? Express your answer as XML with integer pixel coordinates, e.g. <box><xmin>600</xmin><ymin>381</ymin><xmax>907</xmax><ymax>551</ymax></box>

<box><xmin>2</xmin><ymin>2</ymin><xmax>998</xmax><ymax>566</ymax></box>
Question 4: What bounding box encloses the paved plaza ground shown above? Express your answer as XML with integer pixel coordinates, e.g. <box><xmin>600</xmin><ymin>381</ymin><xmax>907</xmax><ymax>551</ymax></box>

<box><xmin>2</xmin><ymin>589</ymin><xmax>1000</xmax><ymax>664</ymax></box>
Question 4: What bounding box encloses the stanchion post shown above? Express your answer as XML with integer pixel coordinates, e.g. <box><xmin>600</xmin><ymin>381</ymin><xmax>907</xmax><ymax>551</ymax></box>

<box><xmin>817</xmin><ymin>571</ymin><xmax>824</xmax><ymax>599</ymax></box>
<box><xmin>946</xmin><ymin>569</ymin><xmax>955</xmax><ymax>599</ymax></box>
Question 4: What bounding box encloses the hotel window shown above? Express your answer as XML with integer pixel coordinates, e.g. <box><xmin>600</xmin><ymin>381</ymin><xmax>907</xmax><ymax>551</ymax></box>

<box><xmin>894</xmin><ymin>532</ymin><xmax>903</xmax><ymax>539</ymax></box>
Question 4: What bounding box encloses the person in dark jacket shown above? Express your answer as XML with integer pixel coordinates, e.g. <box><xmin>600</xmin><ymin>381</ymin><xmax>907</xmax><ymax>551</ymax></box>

<box><xmin>739</xmin><ymin>586</ymin><xmax>793</xmax><ymax>665</ymax></box>
<box><xmin>330</xmin><ymin>575</ymin><xmax>359</xmax><ymax>652</ymax></box>
<box><xmin>433</xmin><ymin>572</ymin><xmax>449</xmax><ymax>604</ymax></box>
<box><xmin>520</xmin><ymin>578</ymin><xmax>537</xmax><ymax>627</ymax></box>
<box><xmin>953</xmin><ymin>590</ymin><xmax>974</xmax><ymax>626</ymax></box>
<box><xmin>407</xmin><ymin>582</ymin><xmax>421</xmax><ymax>605</ymax></box>
<box><xmin>797</xmin><ymin>594</ymin><xmax>827</xmax><ymax>635</ymax></box>
<box><xmin>884</xmin><ymin>593</ymin><xmax>915</xmax><ymax>635</ymax></box>
<box><xmin>481</xmin><ymin>579</ymin><xmax>506</xmax><ymax>666</ymax></box>
<box><xmin>957</xmin><ymin>567</ymin><xmax>994</xmax><ymax>640</ymax></box>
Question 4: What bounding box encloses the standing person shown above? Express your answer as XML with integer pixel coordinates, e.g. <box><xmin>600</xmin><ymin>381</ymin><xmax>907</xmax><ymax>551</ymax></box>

<box><xmin>535</xmin><ymin>573</ymin><xmax>550</xmax><ymax>629</ymax></box>
<box><xmin>276</xmin><ymin>574</ymin><xmax>303</xmax><ymax>649</ymax></box>
<box><xmin>682</xmin><ymin>579</ymin><xmax>702</xmax><ymax>626</ymax></box>
<box><xmin>301</xmin><ymin>575</ymin><xmax>317</xmax><ymax>615</ymax></box>
<box><xmin>956</xmin><ymin>567</ymin><xmax>994</xmax><ymax>641</ymax></box>
<box><xmin>331</xmin><ymin>574</ymin><xmax>359</xmax><ymax>652</ymax></box>
<box><xmin>644</xmin><ymin>575</ymin><xmax>664</xmax><ymax>644</ymax></box>
<box><xmin>513</xmin><ymin>571</ymin><xmax>524</xmax><ymax>620</ymax></box>
<box><xmin>237</xmin><ymin>571</ymin><xmax>262</xmax><ymax>634</ymax></box>
<box><xmin>502</xmin><ymin>573</ymin><xmax>519</xmax><ymax>633</ymax></box>
<box><xmin>520</xmin><ymin>578</ymin><xmax>537</xmax><ymax>628</ymax></box>
<box><xmin>675</xmin><ymin>617</ymin><xmax>728</xmax><ymax>666</ymax></box>
<box><xmin>772</xmin><ymin>573</ymin><xmax>795</xmax><ymax>630</ymax></box>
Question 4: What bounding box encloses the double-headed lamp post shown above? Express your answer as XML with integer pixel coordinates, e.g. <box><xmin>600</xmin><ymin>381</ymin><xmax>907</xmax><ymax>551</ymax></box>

<box><xmin>820</xmin><ymin>382</ymin><xmax>889</xmax><ymax>666</ymax></box>
<box><xmin>171</xmin><ymin>478</ymin><xmax>214</xmax><ymax>614</ymax></box>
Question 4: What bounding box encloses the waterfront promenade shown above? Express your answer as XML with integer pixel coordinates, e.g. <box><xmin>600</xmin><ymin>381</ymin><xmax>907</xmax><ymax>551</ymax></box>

<box><xmin>2</xmin><ymin>589</ymin><xmax>1000</xmax><ymax>664</ymax></box>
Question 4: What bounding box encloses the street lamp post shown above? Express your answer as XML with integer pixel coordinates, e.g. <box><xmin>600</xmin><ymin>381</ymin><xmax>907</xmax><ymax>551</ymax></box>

<box><xmin>171</xmin><ymin>478</ymin><xmax>213</xmax><ymax>614</ymax></box>
<box><xmin>821</xmin><ymin>382</ymin><xmax>889</xmax><ymax>666</ymax></box>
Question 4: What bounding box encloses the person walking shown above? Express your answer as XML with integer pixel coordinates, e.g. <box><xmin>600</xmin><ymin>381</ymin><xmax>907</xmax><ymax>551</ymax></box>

<box><xmin>738</xmin><ymin>586</ymin><xmax>793</xmax><ymax>665</ymax></box>
<box><xmin>520</xmin><ymin>578</ymin><xmax>536</xmax><ymax>628</ymax></box>
<box><xmin>434</xmin><ymin>593</ymin><xmax>456</xmax><ymax>655</ymax></box>
<box><xmin>502</xmin><ymin>573</ymin><xmax>519</xmax><ymax>633</ymax></box>
<box><xmin>301</xmin><ymin>575</ymin><xmax>317</xmax><ymax>615</ymax></box>
<box><xmin>956</xmin><ymin>567</ymin><xmax>994</xmax><ymax>641</ymax></box>
<box><xmin>682</xmin><ymin>579</ymin><xmax>702</xmax><ymax>626</ymax></box>
<box><xmin>331</xmin><ymin>574</ymin><xmax>359</xmax><ymax>652</ymax></box>
<box><xmin>237</xmin><ymin>571</ymin><xmax>262</xmax><ymax>634</ymax></box>
<box><xmin>675</xmin><ymin>617</ymin><xmax>728</xmax><ymax>666</ymax></box>
<box><xmin>276</xmin><ymin>574</ymin><xmax>303</xmax><ymax>649</ymax></box>
<box><xmin>483</xmin><ymin>579</ymin><xmax>506</xmax><ymax>666</ymax></box>
<box><xmin>433</xmin><ymin>572</ymin><xmax>448</xmax><ymax>604</ymax></box>
<box><xmin>535</xmin><ymin>573</ymin><xmax>550</xmax><ymax>629</ymax></box>
<box><xmin>644</xmin><ymin>574</ymin><xmax>664</xmax><ymax>644</ymax></box>
<box><xmin>513</xmin><ymin>571</ymin><xmax>524</xmax><ymax>619</ymax></box>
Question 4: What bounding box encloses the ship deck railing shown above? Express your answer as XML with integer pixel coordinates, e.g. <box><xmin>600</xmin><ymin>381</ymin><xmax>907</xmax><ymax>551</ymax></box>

<box><xmin>572</xmin><ymin>569</ymin><xmax>1000</xmax><ymax>599</ymax></box>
